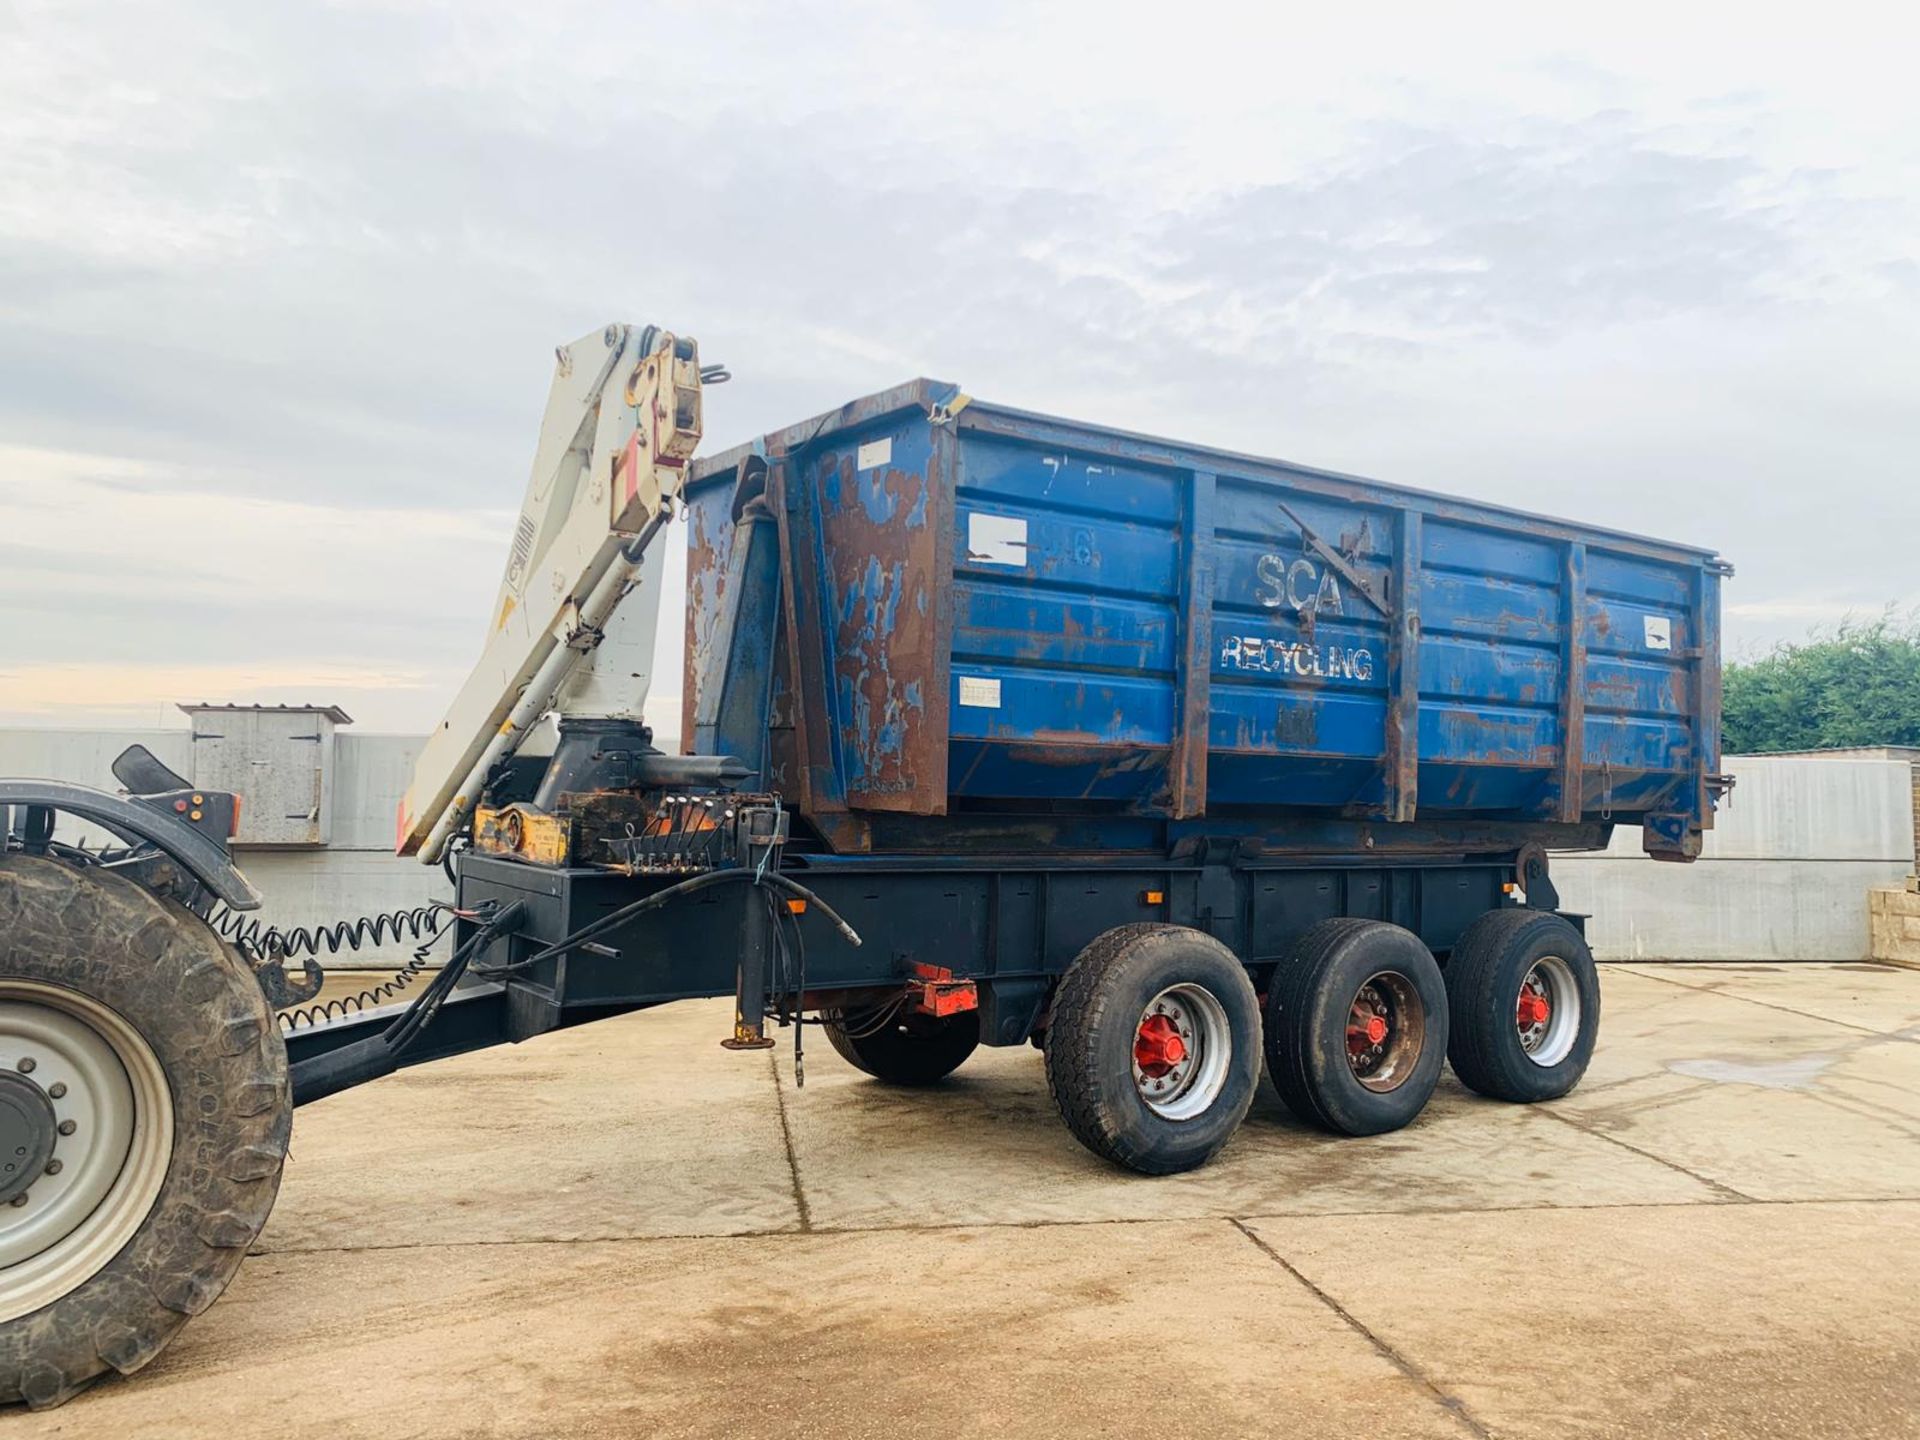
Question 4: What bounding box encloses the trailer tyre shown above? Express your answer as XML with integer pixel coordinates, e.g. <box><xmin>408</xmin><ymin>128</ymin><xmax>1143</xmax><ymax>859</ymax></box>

<box><xmin>1264</xmin><ymin>919</ymin><xmax>1448</xmax><ymax>1136</ymax></box>
<box><xmin>1444</xmin><ymin>909</ymin><xmax>1599</xmax><ymax>1103</ymax></box>
<box><xmin>822</xmin><ymin>1008</ymin><xmax>979</xmax><ymax>1085</ymax></box>
<box><xmin>0</xmin><ymin>854</ymin><xmax>291</xmax><ymax>1410</ymax></box>
<box><xmin>1044</xmin><ymin>924</ymin><xmax>1260</xmax><ymax>1175</ymax></box>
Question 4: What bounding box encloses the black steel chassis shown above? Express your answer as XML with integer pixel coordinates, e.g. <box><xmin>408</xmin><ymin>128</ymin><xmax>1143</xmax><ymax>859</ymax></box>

<box><xmin>281</xmin><ymin>844</ymin><xmax>1574</xmax><ymax>1084</ymax></box>
<box><xmin>0</xmin><ymin>769</ymin><xmax>1587</xmax><ymax>1101</ymax></box>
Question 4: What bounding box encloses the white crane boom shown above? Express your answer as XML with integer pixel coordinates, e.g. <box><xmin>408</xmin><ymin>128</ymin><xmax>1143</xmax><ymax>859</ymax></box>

<box><xmin>396</xmin><ymin>323</ymin><xmax>704</xmax><ymax>862</ymax></box>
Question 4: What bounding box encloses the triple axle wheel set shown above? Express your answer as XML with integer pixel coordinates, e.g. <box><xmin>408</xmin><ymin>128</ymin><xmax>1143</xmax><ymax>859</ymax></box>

<box><xmin>830</xmin><ymin>904</ymin><xmax>1600</xmax><ymax>1175</ymax></box>
<box><xmin>0</xmin><ymin>845</ymin><xmax>1597</xmax><ymax>1408</ymax></box>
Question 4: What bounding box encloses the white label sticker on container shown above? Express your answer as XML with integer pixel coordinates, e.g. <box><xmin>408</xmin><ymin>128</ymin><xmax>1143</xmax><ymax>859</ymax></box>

<box><xmin>967</xmin><ymin>513</ymin><xmax>1028</xmax><ymax>566</ymax></box>
<box><xmin>958</xmin><ymin>675</ymin><xmax>1001</xmax><ymax>708</ymax></box>
<box><xmin>1644</xmin><ymin>616</ymin><xmax>1672</xmax><ymax>651</ymax></box>
<box><xmin>855</xmin><ymin>437</ymin><xmax>892</xmax><ymax>471</ymax></box>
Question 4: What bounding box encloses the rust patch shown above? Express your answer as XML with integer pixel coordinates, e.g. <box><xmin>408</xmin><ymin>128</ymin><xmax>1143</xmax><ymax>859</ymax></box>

<box><xmin>816</xmin><ymin>445</ymin><xmax>942</xmax><ymax>812</ymax></box>
<box><xmin>682</xmin><ymin>485</ymin><xmax>736</xmax><ymax>751</ymax></box>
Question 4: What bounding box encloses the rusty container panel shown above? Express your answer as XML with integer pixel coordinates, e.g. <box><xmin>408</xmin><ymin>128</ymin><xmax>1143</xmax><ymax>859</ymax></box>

<box><xmin>802</xmin><ymin>416</ymin><xmax>946</xmax><ymax>813</ymax></box>
<box><xmin>683</xmin><ymin>465</ymin><xmax>800</xmax><ymax>798</ymax></box>
<box><xmin>686</xmin><ymin>383</ymin><xmax>1725</xmax><ymax>856</ymax></box>
<box><xmin>681</xmin><ymin>476</ymin><xmax>736</xmax><ymax>757</ymax></box>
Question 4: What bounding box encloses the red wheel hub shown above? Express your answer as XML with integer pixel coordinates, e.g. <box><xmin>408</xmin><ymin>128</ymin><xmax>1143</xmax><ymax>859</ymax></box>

<box><xmin>1134</xmin><ymin>1014</ymin><xmax>1188</xmax><ymax>1078</ymax></box>
<box><xmin>1517</xmin><ymin>988</ymin><xmax>1551</xmax><ymax>1028</ymax></box>
<box><xmin>1346</xmin><ymin>1008</ymin><xmax>1389</xmax><ymax>1055</ymax></box>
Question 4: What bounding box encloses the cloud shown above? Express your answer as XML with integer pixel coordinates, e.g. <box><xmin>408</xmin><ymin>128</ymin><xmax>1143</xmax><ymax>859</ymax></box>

<box><xmin>2</xmin><ymin>1</ymin><xmax>1918</xmax><ymax>732</ymax></box>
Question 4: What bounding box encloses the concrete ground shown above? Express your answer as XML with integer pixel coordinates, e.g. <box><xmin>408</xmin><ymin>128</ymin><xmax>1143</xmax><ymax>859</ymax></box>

<box><xmin>18</xmin><ymin>962</ymin><xmax>1920</xmax><ymax>1439</ymax></box>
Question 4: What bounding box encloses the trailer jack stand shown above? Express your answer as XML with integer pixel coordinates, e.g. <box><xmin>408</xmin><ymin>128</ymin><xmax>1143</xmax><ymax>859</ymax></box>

<box><xmin>721</xmin><ymin>804</ymin><xmax>790</xmax><ymax>1052</ymax></box>
<box><xmin>722</xmin><ymin>884</ymin><xmax>779</xmax><ymax>1051</ymax></box>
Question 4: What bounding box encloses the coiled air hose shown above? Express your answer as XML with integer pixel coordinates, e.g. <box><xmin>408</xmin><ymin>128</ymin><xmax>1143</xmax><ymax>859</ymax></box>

<box><xmin>199</xmin><ymin>900</ymin><xmax>458</xmax><ymax>1032</ymax></box>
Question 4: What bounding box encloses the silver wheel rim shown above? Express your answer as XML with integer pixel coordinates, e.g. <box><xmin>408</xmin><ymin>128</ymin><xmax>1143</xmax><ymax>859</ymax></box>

<box><xmin>0</xmin><ymin>980</ymin><xmax>174</xmax><ymax>1323</ymax></box>
<box><xmin>1131</xmin><ymin>983</ymin><xmax>1232</xmax><ymax>1121</ymax></box>
<box><xmin>1517</xmin><ymin>956</ymin><xmax>1581</xmax><ymax>1068</ymax></box>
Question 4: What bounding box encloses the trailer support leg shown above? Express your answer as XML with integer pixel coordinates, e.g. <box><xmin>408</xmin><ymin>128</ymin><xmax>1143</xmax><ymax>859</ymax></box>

<box><xmin>721</xmin><ymin>804</ymin><xmax>788</xmax><ymax>1051</ymax></box>
<box><xmin>722</xmin><ymin>886</ymin><xmax>777</xmax><ymax>1051</ymax></box>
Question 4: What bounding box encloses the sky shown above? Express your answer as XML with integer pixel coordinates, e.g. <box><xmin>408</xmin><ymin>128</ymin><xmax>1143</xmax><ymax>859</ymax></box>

<box><xmin>2</xmin><ymin>0</ymin><xmax>1916</xmax><ymax>740</ymax></box>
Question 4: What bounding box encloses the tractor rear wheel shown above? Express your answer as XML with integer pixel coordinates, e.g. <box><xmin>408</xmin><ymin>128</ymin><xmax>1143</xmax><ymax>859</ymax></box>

<box><xmin>0</xmin><ymin>854</ymin><xmax>291</xmax><ymax>1409</ymax></box>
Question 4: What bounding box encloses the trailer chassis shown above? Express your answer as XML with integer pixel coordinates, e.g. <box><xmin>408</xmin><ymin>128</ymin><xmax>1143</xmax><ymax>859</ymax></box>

<box><xmin>281</xmin><ymin>835</ymin><xmax>1587</xmax><ymax>1088</ymax></box>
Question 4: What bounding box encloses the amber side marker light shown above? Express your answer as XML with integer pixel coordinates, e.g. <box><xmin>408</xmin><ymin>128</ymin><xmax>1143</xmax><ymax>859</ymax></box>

<box><xmin>1141</xmin><ymin>890</ymin><xmax>1165</xmax><ymax>906</ymax></box>
<box><xmin>785</xmin><ymin>898</ymin><xmax>808</xmax><ymax>915</ymax></box>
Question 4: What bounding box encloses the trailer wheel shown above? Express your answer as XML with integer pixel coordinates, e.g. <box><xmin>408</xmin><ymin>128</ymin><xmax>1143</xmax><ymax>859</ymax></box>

<box><xmin>1444</xmin><ymin>909</ymin><xmax>1600</xmax><ymax>1102</ymax></box>
<box><xmin>821</xmin><ymin>1007</ymin><xmax>980</xmax><ymax>1085</ymax></box>
<box><xmin>0</xmin><ymin>854</ymin><xmax>290</xmax><ymax>1410</ymax></box>
<box><xmin>1264</xmin><ymin>919</ymin><xmax>1448</xmax><ymax>1136</ymax></box>
<box><xmin>1044</xmin><ymin>924</ymin><xmax>1260</xmax><ymax>1175</ymax></box>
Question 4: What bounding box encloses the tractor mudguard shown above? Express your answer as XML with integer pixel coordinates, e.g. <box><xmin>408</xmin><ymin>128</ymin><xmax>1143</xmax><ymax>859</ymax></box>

<box><xmin>0</xmin><ymin>778</ymin><xmax>262</xmax><ymax>912</ymax></box>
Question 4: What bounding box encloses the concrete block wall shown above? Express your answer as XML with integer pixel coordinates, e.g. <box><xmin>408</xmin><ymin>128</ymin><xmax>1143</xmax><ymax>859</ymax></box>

<box><xmin>0</xmin><ymin>726</ymin><xmax>449</xmax><ymax>968</ymax></box>
<box><xmin>1760</xmin><ymin>746</ymin><xmax>1920</xmax><ymax>871</ymax></box>
<box><xmin>1554</xmin><ymin>756</ymin><xmax>1917</xmax><ymax>961</ymax></box>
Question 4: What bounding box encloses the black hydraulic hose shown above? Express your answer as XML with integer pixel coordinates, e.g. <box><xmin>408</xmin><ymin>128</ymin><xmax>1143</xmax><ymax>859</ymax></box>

<box><xmin>760</xmin><ymin>873</ymin><xmax>861</xmax><ymax>947</ymax></box>
<box><xmin>289</xmin><ymin>872</ymin><xmax>862</xmax><ymax>1104</ymax></box>
<box><xmin>471</xmin><ymin>868</ymin><xmax>861</xmax><ymax>979</ymax></box>
<box><xmin>382</xmin><ymin>932</ymin><xmax>480</xmax><ymax>1053</ymax></box>
<box><xmin>290</xmin><ymin>906</ymin><xmax>520</xmax><ymax>1105</ymax></box>
<box><xmin>778</xmin><ymin>890</ymin><xmax>809</xmax><ymax>1085</ymax></box>
<box><xmin>472</xmin><ymin>869</ymin><xmax>754</xmax><ymax>978</ymax></box>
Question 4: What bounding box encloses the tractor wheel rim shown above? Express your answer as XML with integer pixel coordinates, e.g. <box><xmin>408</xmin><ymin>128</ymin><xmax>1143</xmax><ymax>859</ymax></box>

<box><xmin>1345</xmin><ymin>970</ymin><xmax>1426</xmax><ymax>1094</ymax></box>
<box><xmin>0</xmin><ymin>980</ymin><xmax>174</xmax><ymax>1323</ymax></box>
<box><xmin>1131</xmin><ymin>984</ymin><xmax>1231</xmax><ymax>1121</ymax></box>
<box><xmin>1517</xmin><ymin>956</ymin><xmax>1581</xmax><ymax>1067</ymax></box>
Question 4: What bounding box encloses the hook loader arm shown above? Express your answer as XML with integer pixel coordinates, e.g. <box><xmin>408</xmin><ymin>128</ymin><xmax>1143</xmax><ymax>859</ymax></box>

<box><xmin>396</xmin><ymin>323</ymin><xmax>705</xmax><ymax>862</ymax></box>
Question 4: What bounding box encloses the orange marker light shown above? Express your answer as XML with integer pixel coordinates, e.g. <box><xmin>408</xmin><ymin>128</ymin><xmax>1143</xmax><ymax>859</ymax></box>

<box><xmin>785</xmin><ymin>898</ymin><xmax>808</xmax><ymax>915</ymax></box>
<box><xmin>1142</xmin><ymin>890</ymin><xmax>1165</xmax><ymax>906</ymax></box>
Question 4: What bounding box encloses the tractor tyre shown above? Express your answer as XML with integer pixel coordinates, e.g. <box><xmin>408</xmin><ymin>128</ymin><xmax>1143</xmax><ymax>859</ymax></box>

<box><xmin>0</xmin><ymin>853</ymin><xmax>291</xmax><ymax>1409</ymax></box>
